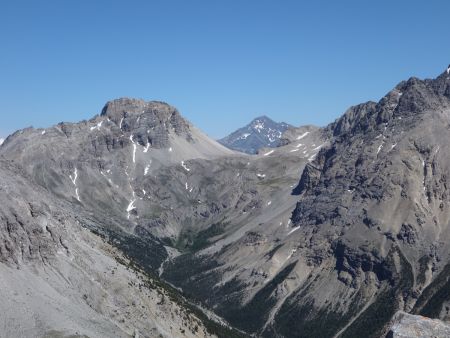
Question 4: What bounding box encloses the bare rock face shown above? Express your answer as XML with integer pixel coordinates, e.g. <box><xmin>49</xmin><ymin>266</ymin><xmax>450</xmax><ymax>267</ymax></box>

<box><xmin>387</xmin><ymin>311</ymin><xmax>450</xmax><ymax>337</ymax></box>
<box><xmin>100</xmin><ymin>98</ymin><xmax>192</xmax><ymax>148</ymax></box>
<box><xmin>0</xmin><ymin>160</ymin><xmax>64</xmax><ymax>265</ymax></box>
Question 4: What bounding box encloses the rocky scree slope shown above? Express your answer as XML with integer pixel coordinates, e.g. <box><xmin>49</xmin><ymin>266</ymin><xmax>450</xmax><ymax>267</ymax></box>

<box><xmin>219</xmin><ymin>115</ymin><xmax>292</xmax><ymax>154</ymax></box>
<box><xmin>0</xmin><ymin>158</ymin><xmax>224</xmax><ymax>338</ymax></box>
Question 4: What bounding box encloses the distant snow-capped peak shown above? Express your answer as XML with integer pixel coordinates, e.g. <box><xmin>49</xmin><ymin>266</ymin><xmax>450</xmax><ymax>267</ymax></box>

<box><xmin>219</xmin><ymin>115</ymin><xmax>292</xmax><ymax>154</ymax></box>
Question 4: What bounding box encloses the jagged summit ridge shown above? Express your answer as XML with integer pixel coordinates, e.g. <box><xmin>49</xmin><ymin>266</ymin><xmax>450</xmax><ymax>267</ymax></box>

<box><xmin>328</xmin><ymin>66</ymin><xmax>450</xmax><ymax>140</ymax></box>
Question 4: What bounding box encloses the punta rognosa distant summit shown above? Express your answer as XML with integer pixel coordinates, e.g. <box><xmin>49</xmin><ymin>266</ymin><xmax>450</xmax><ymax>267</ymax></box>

<box><xmin>2</xmin><ymin>66</ymin><xmax>450</xmax><ymax>337</ymax></box>
<box><xmin>218</xmin><ymin>115</ymin><xmax>292</xmax><ymax>154</ymax></box>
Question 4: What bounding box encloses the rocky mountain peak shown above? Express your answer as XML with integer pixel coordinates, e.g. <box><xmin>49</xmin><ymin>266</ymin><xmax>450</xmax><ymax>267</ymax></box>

<box><xmin>98</xmin><ymin>97</ymin><xmax>192</xmax><ymax>146</ymax></box>
<box><xmin>249</xmin><ymin>115</ymin><xmax>290</xmax><ymax>131</ymax></box>
<box><xmin>330</xmin><ymin>67</ymin><xmax>450</xmax><ymax>140</ymax></box>
<box><xmin>219</xmin><ymin>115</ymin><xmax>292</xmax><ymax>154</ymax></box>
<box><xmin>101</xmin><ymin>97</ymin><xmax>172</xmax><ymax>119</ymax></box>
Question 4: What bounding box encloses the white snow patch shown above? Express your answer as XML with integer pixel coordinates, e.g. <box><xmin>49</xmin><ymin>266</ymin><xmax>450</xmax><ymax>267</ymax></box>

<box><xmin>144</xmin><ymin>165</ymin><xmax>150</xmax><ymax>176</ymax></box>
<box><xmin>296</xmin><ymin>143</ymin><xmax>303</xmax><ymax>148</ymax></box>
<box><xmin>390</xmin><ymin>143</ymin><xmax>397</xmax><ymax>150</ymax></box>
<box><xmin>143</xmin><ymin>143</ymin><xmax>150</xmax><ymax>153</ymax></box>
<box><xmin>90</xmin><ymin>120</ymin><xmax>103</xmax><ymax>131</ymax></box>
<box><xmin>240</xmin><ymin>133</ymin><xmax>250</xmax><ymax>140</ymax></box>
<box><xmin>127</xmin><ymin>192</ymin><xmax>136</xmax><ymax>219</ymax></box>
<box><xmin>41</xmin><ymin>130</ymin><xmax>46</xmax><ymax>135</ymax></box>
<box><xmin>75</xmin><ymin>188</ymin><xmax>81</xmax><ymax>202</ymax></box>
<box><xmin>447</xmin><ymin>66</ymin><xmax>450</xmax><ymax>75</ymax></box>
<box><xmin>375</xmin><ymin>134</ymin><xmax>382</xmax><ymax>139</ymax></box>
<box><xmin>69</xmin><ymin>168</ymin><xmax>81</xmax><ymax>201</ymax></box>
<box><xmin>287</xmin><ymin>219</ymin><xmax>291</xmax><ymax>226</ymax></box>
<box><xmin>132</xmin><ymin>144</ymin><xmax>137</xmax><ymax>163</ymax></box>
<box><xmin>256</xmin><ymin>173</ymin><xmax>266</xmax><ymax>178</ymax></box>
<box><xmin>119</xmin><ymin>117</ymin><xmax>124</xmax><ymax>129</ymax></box>
<box><xmin>130</xmin><ymin>135</ymin><xmax>137</xmax><ymax>163</ymax></box>
<box><xmin>181</xmin><ymin>161</ymin><xmax>190</xmax><ymax>172</ymax></box>
<box><xmin>253</xmin><ymin>121</ymin><xmax>264</xmax><ymax>132</ymax></box>
<box><xmin>287</xmin><ymin>226</ymin><xmax>300</xmax><ymax>235</ymax></box>
<box><xmin>312</xmin><ymin>143</ymin><xmax>324</xmax><ymax>151</ymax></box>
<box><xmin>308</xmin><ymin>154</ymin><xmax>317</xmax><ymax>162</ymax></box>
<box><xmin>100</xmin><ymin>170</ymin><xmax>114</xmax><ymax>186</ymax></box>
<box><xmin>296</xmin><ymin>132</ymin><xmax>310</xmax><ymax>140</ymax></box>
<box><xmin>69</xmin><ymin>168</ymin><xmax>78</xmax><ymax>186</ymax></box>
<box><xmin>263</xmin><ymin>150</ymin><xmax>275</xmax><ymax>156</ymax></box>
<box><xmin>0</xmin><ymin>138</ymin><xmax>3</xmax><ymax>146</ymax></box>
<box><xmin>185</xmin><ymin>182</ymin><xmax>189</xmax><ymax>190</ymax></box>
<box><xmin>168</xmin><ymin>147</ymin><xmax>173</xmax><ymax>152</ymax></box>
<box><xmin>290</xmin><ymin>149</ymin><xmax>300</xmax><ymax>152</ymax></box>
<box><xmin>286</xmin><ymin>248</ymin><xmax>297</xmax><ymax>260</ymax></box>
<box><xmin>142</xmin><ymin>189</ymin><xmax>146</xmax><ymax>195</ymax></box>
<box><xmin>267</xmin><ymin>201</ymin><xmax>272</xmax><ymax>206</ymax></box>
<box><xmin>377</xmin><ymin>142</ymin><xmax>384</xmax><ymax>154</ymax></box>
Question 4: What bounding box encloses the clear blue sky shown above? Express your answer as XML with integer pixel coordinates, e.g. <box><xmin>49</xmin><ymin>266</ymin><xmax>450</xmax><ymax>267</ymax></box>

<box><xmin>1</xmin><ymin>0</ymin><xmax>450</xmax><ymax>139</ymax></box>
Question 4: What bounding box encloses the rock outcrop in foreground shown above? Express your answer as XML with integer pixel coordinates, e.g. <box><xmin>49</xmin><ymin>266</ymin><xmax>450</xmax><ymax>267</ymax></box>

<box><xmin>387</xmin><ymin>311</ymin><xmax>450</xmax><ymax>337</ymax></box>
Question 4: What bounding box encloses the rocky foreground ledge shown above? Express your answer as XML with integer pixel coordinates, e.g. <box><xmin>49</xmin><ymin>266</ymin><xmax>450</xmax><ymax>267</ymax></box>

<box><xmin>387</xmin><ymin>311</ymin><xmax>450</xmax><ymax>337</ymax></box>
